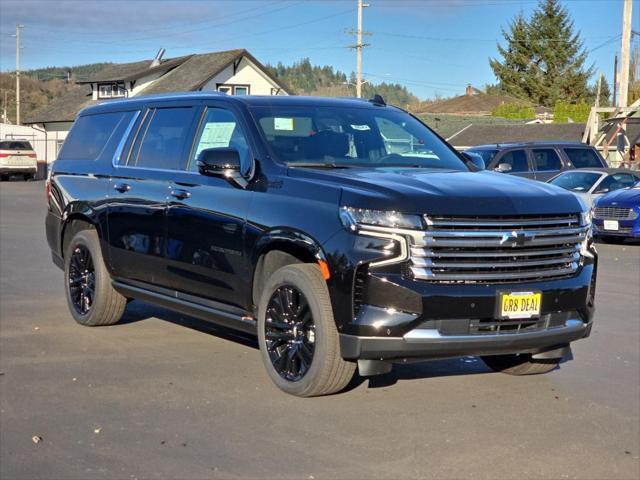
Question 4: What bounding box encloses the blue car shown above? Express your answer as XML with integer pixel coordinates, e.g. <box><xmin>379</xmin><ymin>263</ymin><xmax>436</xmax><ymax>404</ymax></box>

<box><xmin>592</xmin><ymin>180</ymin><xmax>640</xmax><ymax>243</ymax></box>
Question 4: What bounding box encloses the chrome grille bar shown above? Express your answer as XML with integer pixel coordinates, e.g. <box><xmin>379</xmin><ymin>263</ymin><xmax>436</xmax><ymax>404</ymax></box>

<box><xmin>410</xmin><ymin>214</ymin><xmax>584</xmax><ymax>283</ymax></box>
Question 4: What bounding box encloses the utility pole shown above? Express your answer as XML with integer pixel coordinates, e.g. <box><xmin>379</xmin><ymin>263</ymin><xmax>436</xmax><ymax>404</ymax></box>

<box><xmin>618</xmin><ymin>0</ymin><xmax>632</xmax><ymax>108</ymax></box>
<box><xmin>15</xmin><ymin>24</ymin><xmax>23</xmax><ymax>125</ymax></box>
<box><xmin>613</xmin><ymin>55</ymin><xmax>618</xmax><ymax>107</ymax></box>
<box><xmin>595</xmin><ymin>72</ymin><xmax>602</xmax><ymax>108</ymax></box>
<box><xmin>355</xmin><ymin>0</ymin><xmax>369</xmax><ymax>98</ymax></box>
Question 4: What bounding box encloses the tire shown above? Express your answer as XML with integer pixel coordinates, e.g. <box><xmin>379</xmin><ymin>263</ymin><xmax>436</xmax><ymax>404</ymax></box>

<box><xmin>64</xmin><ymin>227</ymin><xmax>126</xmax><ymax>326</ymax></box>
<box><xmin>481</xmin><ymin>353</ymin><xmax>560</xmax><ymax>375</ymax></box>
<box><xmin>600</xmin><ymin>235</ymin><xmax>626</xmax><ymax>244</ymax></box>
<box><xmin>23</xmin><ymin>173</ymin><xmax>33</xmax><ymax>181</ymax></box>
<box><xmin>257</xmin><ymin>263</ymin><xmax>355</xmax><ymax>397</ymax></box>
<box><xmin>0</xmin><ymin>174</ymin><xmax>8</xmax><ymax>182</ymax></box>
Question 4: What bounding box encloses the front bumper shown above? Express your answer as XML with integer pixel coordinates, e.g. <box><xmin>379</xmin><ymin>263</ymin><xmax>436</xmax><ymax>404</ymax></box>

<box><xmin>0</xmin><ymin>165</ymin><xmax>37</xmax><ymax>174</ymax></box>
<box><xmin>334</xmin><ymin>251</ymin><xmax>597</xmax><ymax>361</ymax></box>
<box><xmin>340</xmin><ymin>317</ymin><xmax>591</xmax><ymax>360</ymax></box>
<box><xmin>593</xmin><ymin>218</ymin><xmax>640</xmax><ymax>238</ymax></box>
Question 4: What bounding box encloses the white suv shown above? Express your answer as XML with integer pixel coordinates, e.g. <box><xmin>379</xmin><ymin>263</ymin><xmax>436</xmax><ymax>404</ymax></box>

<box><xmin>0</xmin><ymin>140</ymin><xmax>37</xmax><ymax>181</ymax></box>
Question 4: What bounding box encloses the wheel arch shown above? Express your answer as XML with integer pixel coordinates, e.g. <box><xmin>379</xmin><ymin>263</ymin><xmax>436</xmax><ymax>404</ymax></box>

<box><xmin>250</xmin><ymin>229</ymin><xmax>329</xmax><ymax>309</ymax></box>
<box><xmin>60</xmin><ymin>211</ymin><xmax>100</xmax><ymax>260</ymax></box>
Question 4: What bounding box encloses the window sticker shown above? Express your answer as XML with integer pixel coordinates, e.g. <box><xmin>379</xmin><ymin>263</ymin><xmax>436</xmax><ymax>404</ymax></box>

<box><xmin>195</xmin><ymin>122</ymin><xmax>236</xmax><ymax>156</ymax></box>
<box><xmin>274</xmin><ymin>117</ymin><xmax>294</xmax><ymax>131</ymax></box>
<box><xmin>350</xmin><ymin>124</ymin><xmax>371</xmax><ymax>131</ymax></box>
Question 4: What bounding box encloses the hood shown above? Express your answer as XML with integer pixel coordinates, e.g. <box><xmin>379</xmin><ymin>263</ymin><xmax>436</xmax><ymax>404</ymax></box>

<box><xmin>286</xmin><ymin>167</ymin><xmax>585</xmax><ymax>216</ymax></box>
<box><xmin>594</xmin><ymin>186</ymin><xmax>640</xmax><ymax>208</ymax></box>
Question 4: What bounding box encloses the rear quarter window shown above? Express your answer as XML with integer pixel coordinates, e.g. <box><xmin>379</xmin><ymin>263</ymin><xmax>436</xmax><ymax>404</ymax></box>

<box><xmin>58</xmin><ymin>112</ymin><xmax>130</xmax><ymax>161</ymax></box>
<box><xmin>563</xmin><ymin>147</ymin><xmax>605</xmax><ymax>168</ymax></box>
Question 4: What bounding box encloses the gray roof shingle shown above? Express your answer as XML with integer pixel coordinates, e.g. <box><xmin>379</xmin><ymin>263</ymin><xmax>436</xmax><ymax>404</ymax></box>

<box><xmin>25</xmin><ymin>49</ymin><xmax>287</xmax><ymax>124</ymax></box>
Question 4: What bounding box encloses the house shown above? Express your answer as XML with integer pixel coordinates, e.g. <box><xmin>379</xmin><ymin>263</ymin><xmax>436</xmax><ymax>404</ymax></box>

<box><xmin>24</xmin><ymin>48</ymin><xmax>289</xmax><ymax>137</ymax></box>
<box><xmin>447</xmin><ymin>123</ymin><xmax>586</xmax><ymax>150</ymax></box>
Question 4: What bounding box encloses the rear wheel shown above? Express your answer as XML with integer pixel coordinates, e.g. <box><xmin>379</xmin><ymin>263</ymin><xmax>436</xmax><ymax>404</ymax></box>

<box><xmin>257</xmin><ymin>264</ymin><xmax>355</xmax><ymax>397</ymax></box>
<box><xmin>0</xmin><ymin>174</ymin><xmax>8</xmax><ymax>182</ymax></box>
<box><xmin>23</xmin><ymin>173</ymin><xmax>34</xmax><ymax>181</ymax></box>
<box><xmin>64</xmin><ymin>228</ymin><xmax>126</xmax><ymax>326</ymax></box>
<box><xmin>481</xmin><ymin>353</ymin><xmax>560</xmax><ymax>375</ymax></box>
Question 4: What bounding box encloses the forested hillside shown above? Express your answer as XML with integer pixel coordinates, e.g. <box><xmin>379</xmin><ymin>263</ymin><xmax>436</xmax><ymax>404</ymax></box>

<box><xmin>0</xmin><ymin>57</ymin><xmax>421</xmax><ymax>124</ymax></box>
<box><xmin>265</xmin><ymin>58</ymin><xmax>419</xmax><ymax>107</ymax></box>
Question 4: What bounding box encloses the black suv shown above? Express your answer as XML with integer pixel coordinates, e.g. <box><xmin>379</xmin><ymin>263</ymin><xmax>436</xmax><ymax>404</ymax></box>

<box><xmin>46</xmin><ymin>93</ymin><xmax>597</xmax><ymax>396</ymax></box>
<box><xmin>466</xmin><ymin>142</ymin><xmax>608</xmax><ymax>182</ymax></box>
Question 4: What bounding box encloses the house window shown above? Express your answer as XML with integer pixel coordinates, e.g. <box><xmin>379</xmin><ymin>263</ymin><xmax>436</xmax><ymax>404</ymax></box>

<box><xmin>217</xmin><ymin>84</ymin><xmax>250</xmax><ymax>96</ymax></box>
<box><xmin>97</xmin><ymin>83</ymin><xmax>126</xmax><ymax>99</ymax></box>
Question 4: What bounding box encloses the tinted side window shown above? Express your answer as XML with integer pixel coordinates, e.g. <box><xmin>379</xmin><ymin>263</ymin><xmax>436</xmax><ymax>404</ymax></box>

<box><xmin>132</xmin><ymin>107</ymin><xmax>195</xmax><ymax>170</ymax></box>
<box><xmin>564</xmin><ymin>148</ymin><xmax>604</xmax><ymax>168</ymax></box>
<box><xmin>189</xmin><ymin>108</ymin><xmax>250</xmax><ymax>171</ymax></box>
<box><xmin>532</xmin><ymin>149</ymin><xmax>562</xmax><ymax>171</ymax></box>
<box><xmin>58</xmin><ymin>112</ymin><xmax>128</xmax><ymax>160</ymax></box>
<box><xmin>499</xmin><ymin>150</ymin><xmax>529</xmax><ymax>172</ymax></box>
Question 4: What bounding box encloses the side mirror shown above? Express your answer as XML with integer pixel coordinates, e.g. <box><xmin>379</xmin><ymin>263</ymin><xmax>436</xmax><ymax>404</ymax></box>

<box><xmin>495</xmin><ymin>162</ymin><xmax>512</xmax><ymax>173</ymax></box>
<box><xmin>196</xmin><ymin>148</ymin><xmax>247</xmax><ymax>187</ymax></box>
<box><xmin>461</xmin><ymin>152</ymin><xmax>485</xmax><ymax>171</ymax></box>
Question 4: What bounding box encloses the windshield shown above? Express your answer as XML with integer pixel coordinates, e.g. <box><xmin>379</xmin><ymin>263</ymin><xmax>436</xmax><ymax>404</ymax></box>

<box><xmin>250</xmin><ymin>105</ymin><xmax>467</xmax><ymax>170</ymax></box>
<box><xmin>549</xmin><ymin>171</ymin><xmax>601</xmax><ymax>192</ymax></box>
<box><xmin>467</xmin><ymin>148</ymin><xmax>498</xmax><ymax>165</ymax></box>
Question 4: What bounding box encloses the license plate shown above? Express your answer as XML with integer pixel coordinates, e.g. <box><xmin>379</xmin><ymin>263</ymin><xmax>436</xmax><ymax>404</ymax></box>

<box><xmin>499</xmin><ymin>292</ymin><xmax>542</xmax><ymax>319</ymax></box>
<box><xmin>603</xmin><ymin>220</ymin><xmax>619</xmax><ymax>231</ymax></box>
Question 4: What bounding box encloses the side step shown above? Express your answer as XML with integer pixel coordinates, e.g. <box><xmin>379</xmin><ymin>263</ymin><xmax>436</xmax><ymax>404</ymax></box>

<box><xmin>112</xmin><ymin>280</ymin><xmax>256</xmax><ymax>334</ymax></box>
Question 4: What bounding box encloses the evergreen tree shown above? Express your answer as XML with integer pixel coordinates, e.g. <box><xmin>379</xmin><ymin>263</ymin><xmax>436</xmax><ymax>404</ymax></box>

<box><xmin>489</xmin><ymin>13</ymin><xmax>536</xmax><ymax>101</ymax></box>
<box><xmin>490</xmin><ymin>0</ymin><xmax>593</xmax><ymax>106</ymax></box>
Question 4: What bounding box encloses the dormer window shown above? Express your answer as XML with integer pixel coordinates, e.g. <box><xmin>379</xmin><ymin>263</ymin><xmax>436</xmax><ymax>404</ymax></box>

<box><xmin>98</xmin><ymin>83</ymin><xmax>126</xmax><ymax>99</ymax></box>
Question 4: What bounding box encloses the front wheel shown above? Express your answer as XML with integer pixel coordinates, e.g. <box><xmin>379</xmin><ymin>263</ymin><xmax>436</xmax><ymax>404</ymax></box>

<box><xmin>257</xmin><ymin>264</ymin><xmax>355</xmax><ymax>397</ymax></box>
<box><xmin>481</xmin><ymin>353</ymin><xmax>560</xmax><ymax>375</ymax></box>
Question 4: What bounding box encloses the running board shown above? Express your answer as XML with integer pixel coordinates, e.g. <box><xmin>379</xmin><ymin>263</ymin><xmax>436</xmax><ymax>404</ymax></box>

<box><xmin>112</xmin><ymin>280</ymin><xmax>256</xmax><ymax>334</ymax></box>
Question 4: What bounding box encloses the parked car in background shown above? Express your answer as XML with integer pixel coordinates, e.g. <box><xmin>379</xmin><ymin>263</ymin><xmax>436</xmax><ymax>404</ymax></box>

<box><xmin>0</xmin><ymin>140</ymin><xmax>37</xmax><ymax>181</ymax></box>
<box><xmin>592</xmin><ymin>182</ymin><xmax>640</xmax><ymax>243</ymax></box>
<box><xmin>465</xmin><ymin>142</ymin><xmax>607</xmax><ymax>182</ymax></box>
<box><xmin>46</xmin><ymin>93</ymin><xmax>597</xmax><ymax>397</ymax></box>
<box><xmin>548</xmin><ymin>169</ymin><xmax>640</xmax><ymax>208</ymax></box>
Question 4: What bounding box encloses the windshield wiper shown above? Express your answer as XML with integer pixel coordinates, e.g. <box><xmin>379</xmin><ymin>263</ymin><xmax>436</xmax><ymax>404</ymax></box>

<box><xmin>286</xmin><ymin>161</ymin><xmax>350</xmax><ymax>169</ymax></box>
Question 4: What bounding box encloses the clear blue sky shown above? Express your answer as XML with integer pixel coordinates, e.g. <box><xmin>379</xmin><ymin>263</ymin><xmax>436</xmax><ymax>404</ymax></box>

<box><xmin>0</xmin><ymin>0</ymin><xmax>638</xmax><ymax>99</ymax></box>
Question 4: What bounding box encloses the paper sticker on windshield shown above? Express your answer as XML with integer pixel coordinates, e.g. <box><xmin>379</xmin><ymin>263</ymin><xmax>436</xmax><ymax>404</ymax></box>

<box><xmin>350</xmin><ymin>124</ymin><xmax>371</xmax><ymax>131</ymax></box>
<box><xmin>274</xmin><ymin>117</ymin><xmax>294</xmax><ymax>131</ymax></box>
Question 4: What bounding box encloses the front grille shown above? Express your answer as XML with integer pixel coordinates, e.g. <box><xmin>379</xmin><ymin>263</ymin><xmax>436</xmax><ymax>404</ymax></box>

<box><xmin>593</xmin><ymin>206</ymin><xmax>637</xmax><ymax>220</ymax></box>
<box><xmin>410</xmin><ymin>214</ymin><xmax>587</xmax><ymax>283</ymax></box>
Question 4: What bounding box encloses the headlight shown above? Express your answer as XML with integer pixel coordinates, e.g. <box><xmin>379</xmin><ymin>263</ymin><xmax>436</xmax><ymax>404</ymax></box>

<box><xmin>580</xmin><ymin>209</ymin><xmax>594</xmax><ymax>257</ymax></box>
<box><xmin>340</xmin><ymin>207</ymin><xmax>423</xmax><ymax>231</ymax></box>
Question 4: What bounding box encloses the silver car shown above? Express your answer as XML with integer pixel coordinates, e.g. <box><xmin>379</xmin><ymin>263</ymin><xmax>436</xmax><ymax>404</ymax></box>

<box><xmin>0</xmin><ymin>140</ymin><xmax>37</xmax><ymax>181</ymax></box>
<box><xmin>548</xmin><ymin>169</ymin><xmax>640</xmax><ymax>208</ymax></box>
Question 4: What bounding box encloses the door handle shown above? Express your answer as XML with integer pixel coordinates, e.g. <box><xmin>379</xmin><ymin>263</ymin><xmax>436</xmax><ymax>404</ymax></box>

<box><xmin>113</xmin><ymin>182</ymin><xmax>131</xmax><ymax>193</ymax></box>
<box><xmin>170</xmin><ymin>189</ymin><xmax>191</xmax><ymax>200</ymax></box>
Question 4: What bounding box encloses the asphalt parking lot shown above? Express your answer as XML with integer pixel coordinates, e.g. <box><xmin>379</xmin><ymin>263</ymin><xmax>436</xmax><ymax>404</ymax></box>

<box><xmin>0</xmin><ymin>180</ymin><xmax>638</xmax><ymax>480</ymax></box>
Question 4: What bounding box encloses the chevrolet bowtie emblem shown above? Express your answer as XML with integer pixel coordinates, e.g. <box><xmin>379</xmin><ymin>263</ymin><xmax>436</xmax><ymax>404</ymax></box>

<box><xmin>500</xmin><ymin>230</ymin><xmax>533</xmax><ymax>247</ymax></box>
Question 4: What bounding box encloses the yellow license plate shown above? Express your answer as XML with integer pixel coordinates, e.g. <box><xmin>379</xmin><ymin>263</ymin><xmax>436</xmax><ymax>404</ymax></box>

<box><xmin>499</xmin><ymin>292</ymin><xmax>542</xmax><ymax>319</ymax></box>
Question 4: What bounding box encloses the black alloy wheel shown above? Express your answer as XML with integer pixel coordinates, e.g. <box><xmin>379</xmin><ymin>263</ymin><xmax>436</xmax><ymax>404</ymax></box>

<box><xmin>68</xmin><ymin>244</ymin><xmax>95</xmax><ymax>315</ymax></box>
<box><xmin>264</xmin><ymin>285</ymin><xmax>316</xmax><ymax>382</ymax></box>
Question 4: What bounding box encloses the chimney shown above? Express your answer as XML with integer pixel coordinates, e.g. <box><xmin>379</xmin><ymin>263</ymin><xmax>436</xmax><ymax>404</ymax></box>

<box><xmin>465</xmin><ymin>84</ymin><xmax>473</xmax><ymax>96</ymax></box>
<box><xmin>150</xmin><ymin>48</ymin><xmax>166</xmax><ymax>68</ymax></box>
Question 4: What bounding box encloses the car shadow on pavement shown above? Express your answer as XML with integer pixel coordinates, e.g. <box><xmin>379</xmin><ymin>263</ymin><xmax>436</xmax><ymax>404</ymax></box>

<box><xmin>119</xmin><ymin>300</ymin><xmax>258</xmax><ymax>350</ymax></box>
<box><xmin>118</xmin><ymin>300</ymin><xmax>572</xmax><ymax>393</ymax></box>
